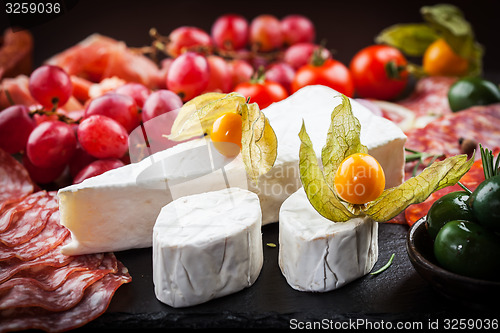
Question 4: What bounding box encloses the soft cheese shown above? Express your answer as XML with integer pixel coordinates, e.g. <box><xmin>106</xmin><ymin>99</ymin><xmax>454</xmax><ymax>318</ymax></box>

<box><xmin>279</xmin><ymin>187</ymin><xmax>378</xmax><ymax>292</ymax></box>
<box><xmin>152</xmin><ymin>188</ymin><xmax>263</xmax><ymax>308</ymax></box>
<box><xmin>58</xmin><ymin>138</ymin><xmax>248</xmax><ymax>255</ymax></box>
<box><xmin>255</xmin><ymin>85</ymin><xmax>407</xmax><ymax>223</ymax></box>
<box><xmin>58</xmin><ymin>85</ymin><xmax>405</xmax><ymax>255</ymax></box>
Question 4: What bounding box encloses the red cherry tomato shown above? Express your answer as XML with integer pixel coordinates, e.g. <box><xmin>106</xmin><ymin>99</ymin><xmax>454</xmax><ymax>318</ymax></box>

<box><xmin>349</xmin><ymin>45</ymin><xmax>409</xmax><ymax>100</ymax></box>
<box><xmin>291</xmin><ymin>58</ymin><xmax>354</xmax><ymax>97</ymax></box>
<box><xmin>234</xmin><ymin>80</ymin><xmax>288</xmax><ymax>109</ymax></box>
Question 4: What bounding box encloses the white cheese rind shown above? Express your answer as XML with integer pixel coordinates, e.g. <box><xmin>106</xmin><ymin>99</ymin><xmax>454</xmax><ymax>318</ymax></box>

<box><xmin>278</xmin><ymin>188</ymin><xmax>378</xmax><ymax>292</ymax></box>
<box><xmin>152</xmin><ymin>188</ymin><xmax>263</xmax><ymax>308</ymax></box>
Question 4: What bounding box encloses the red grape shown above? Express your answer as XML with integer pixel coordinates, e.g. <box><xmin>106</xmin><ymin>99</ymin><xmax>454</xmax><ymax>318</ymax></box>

<box><xmin>283</xmin><ymin>42</ymin><xmax>331</xmax><ymax>70</ymax></box>
<box><xmin>78</xmin><ymin>115</ymin><xmax>129</xmax><ymax>159</ymax></box>
<box><xmin>68</xmin><ymin>144</ymin><xmax>97</xmax><ymax>178</ymax></box>
<box><xmin>73</xmin><ymin>158</ymin><xmax>125</xmax><ymax>184</ymax></box>
<box><xmin>166</xmin><ymin>26</ymin><xmax>212</xmax><ymax>57</ymax></box>
<box><xmin>29</xmin><ymin>65</ymin><xmax>73</xmax><ymax>109</ymax></box>
<box><xmin>249</xmin><ymin>15</ymin><xmax>283</xmax><ymax>52</ymax></box>
<box><xmin>141</xmin><ymin>89</ymin><xmax>183</xmax><ymax>123</ymax></box>
<box><xmin>166</xmin><ymin>52</ymin><xmax>210</xmax><ymax>102</ymax></box>
<box><xmin>0</xmin><ymin>105</ymin><xmax>35</xmax><ymax>154</ymax></box>
<box><xmin>26</xmin><ymin>120</ymin><xmax>77</xmax><ymax>168</ymax></box>
<box><xmin>265</xmin><ymin>62</ymin><xmax>296</xmax><ymax>94</ymax></box>
<box><xmin>211</xmin><ymin>14</ymin><xmax>249</xmax><ymax>51</ymax></box>
<box><xmin>114</xmin><ymin>83</ymin><xmax>150</xmax><ymax>108</ymax></box>
<box><xmin>205</xmin><ymin>55</ymin><xmax>233</xmax><ymax>93</ymax></box>
<box><xmin>228</xmin><ymin>59</ymin><xmax>254</xmax><ymax>87</ymax></box>
<box><xmin>84</xmin><ymin>93</ymin><xmax>140</xmax><ymax>133</ymax></box>
<box><xmin>280</xmin><ymin>15</ymin><xmax>315</xmax><ymax>46</ymax></box>
<box><xmin>22</xmin><ymin>154</ymin><xmax>66</xmax><ymax>184</ymax></box>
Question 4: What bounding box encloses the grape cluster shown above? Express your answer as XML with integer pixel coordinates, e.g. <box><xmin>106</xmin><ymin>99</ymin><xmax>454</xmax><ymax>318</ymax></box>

<box><xmin>0</xmin><ymin>65</ymin><xmax>183</xmax><ymax>185</ymax></box>
<box><xmin>159</xmin><ymin>14</ymin><xmax>322</xmax><ymax>101</ymax></box>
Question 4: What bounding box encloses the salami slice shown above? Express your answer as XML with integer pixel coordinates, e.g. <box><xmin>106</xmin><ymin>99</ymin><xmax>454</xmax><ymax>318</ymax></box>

<box><xmin>1</xmin><ymin>253</ymin><xmax>104</xmax><ymax>291</ymax></box>
<box><xmin>0</xmin><ymin>191</ymin><xmax>46</xmax><ymax>233</ymax></box>
<box><xmin>0</xmin><ymin>148</ymin><xmax>34</xmax><ymax>211</ymax></box>
<box><xmin>398</xmin><ymin>76</ymin><xmax>456</xmax><ymax>122</ymax></box>
<box><xmin>0</xmin><ymin>253</ymin><xmax>118</xmax><ymax>311</ymax></box>
<box><xmin>405</xmin><ymin>104</ymin><xmax>500</xmax><ymax>158</ymax></box>
<box><xmin>0</xmin><ymin>192</ymin><xmax>58</xmax><ymax>247</ymax></box>
<box><xmin>0</xmin><ymin>210</ymin><xmax>69</xmax><ymax>261</ymax></box>
<box><xmin>0</xmin><ymin>261</ymin><xmax>132</xmax><ymax>333</ymax></box>
<box><xmin>0</xmin><ymin>238</ymin><xmax>74</xmax><ymax>283</ymax></box>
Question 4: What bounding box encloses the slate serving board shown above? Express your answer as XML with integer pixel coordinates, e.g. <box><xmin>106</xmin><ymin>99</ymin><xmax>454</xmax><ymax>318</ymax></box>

<box><xmin>77</xmin><ymin>222</ymin><xmax>500</xmax><ymax>330</ymax></box>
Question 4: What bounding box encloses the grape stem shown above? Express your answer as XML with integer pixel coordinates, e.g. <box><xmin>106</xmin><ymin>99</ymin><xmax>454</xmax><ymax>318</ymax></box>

<box><xmin>29</xmin><ymin>108</ymin><xmax>81</xmax><ymax>124</ymax></box>
<box><xmin>1</xmin><ymin>88</ymin><xmax>15</xmax><ymax>106</ymax></box>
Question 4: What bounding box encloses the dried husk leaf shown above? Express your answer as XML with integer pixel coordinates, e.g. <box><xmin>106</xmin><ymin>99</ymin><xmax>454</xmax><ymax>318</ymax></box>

<box><xmin>241</xmin><ymin>103</ymin><xmax>278</xmax><ymax>184</ymax></box>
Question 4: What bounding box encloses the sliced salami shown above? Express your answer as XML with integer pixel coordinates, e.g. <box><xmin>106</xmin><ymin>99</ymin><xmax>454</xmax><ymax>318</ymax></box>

<box><xmin>0</xmin><ymin>253</ymin><xmax>118</xmax><ymax>311</ymax></box>
<box><xmin>0</xmin><ymin>148</ymin><xmax>34</xmax><ymax>211</ymax></box>
<box><xmin>405</xmin><ymin>104</ymin><xmax>500</xmax><ymax>158</ymax></box>
<box><xmin>0</xmin><ymin>210</ymin><xmax>69</xmax><ymax>261</ymax></box>
<box><xmin>0</xmin><ymin>261</ymin><xmax>132</xmax><ymax>333</ymax></box>
<box><xmin>0</xmin><ymin>238</ymin><xmax>74</xmax><ymax>283</ymax></box>
<box><xmin>1</xmin><ymin>253</ymin><xmax>104</xmax><ymax>291</ymax></box>
<box><xmin>0</xmin><ymin>192</ymin><xmax>58</xmax><ymax>247</ymax></box>
<box><xmin>0</xmin><ymin>191</ymin><xmax>46</xmax><ymax>233</ymax></box>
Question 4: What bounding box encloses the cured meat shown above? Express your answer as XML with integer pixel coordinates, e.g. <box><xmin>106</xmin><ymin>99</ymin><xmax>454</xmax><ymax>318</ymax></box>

<box><xmin>0</xmin><ymin>192</ymin><xmax>57</xmax><ymax>247</ymax></box>
<box><xmin>0</xmin><ymin>29</ymin><xmax>33</xmax><ymax>80</ymax></box>
<box><xmin>405</xmin><ymin>104</ymin><xmax>500</xmax><ymax>159</ymax></box>
<box><xmin>0</xmin><ymin>147</ymin><xmax>131</xmax><ymax>331</ymax></box>
<box><xmin>1</xmin><ymin>253</ymin><xmax>104</xmax><ymax>291</ymax></box>
<box><xmin>0</xmin><ymin>148</ymin><xmax>34</xmax><ymax>211</ymax></box>
<box><xmin>373</xmin><ymin>76</ymin><xmax>457</xmax><ymax>132</ymax></box>
<box><xmin>0</xmin><ymin>253</ymin><xmax>118</xmax><ymax>311</ymax></box>
<box><xmin>46</xmin><ymin>34</ymin><xmax>163</xmax><ymax>89</ymax></box>
<box><xmin>0</xmin><ymin>210</ymin><xmax>69</xmax><ymax>261</ymax></box>
<box><xmin>0</xmin><ymin>261</ymin><xmax>131</xmax><ymax>333</ymax></box>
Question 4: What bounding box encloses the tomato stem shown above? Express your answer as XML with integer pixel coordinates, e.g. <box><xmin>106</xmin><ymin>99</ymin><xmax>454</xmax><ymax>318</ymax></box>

<box><xmin>385</xmin><ymin>60</ymin><xmax>406</xmax><ymax>80</ymax></box>
<box><xmin>310</xmin><ymin>40</ymin><xmax>328</xmax><ymax>67</ymax></box>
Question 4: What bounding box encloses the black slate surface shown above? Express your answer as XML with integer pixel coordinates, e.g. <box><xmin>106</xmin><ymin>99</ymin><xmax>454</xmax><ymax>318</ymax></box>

<box><xmin>76</xmin><ymin>222</ymin><xmax>500</xmax><ymax>330</ymax></box>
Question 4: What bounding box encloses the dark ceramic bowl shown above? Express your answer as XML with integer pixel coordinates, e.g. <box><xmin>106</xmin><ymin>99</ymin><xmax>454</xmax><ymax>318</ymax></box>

<box><xmin>406</xmin><ymin>217</ymin><xmax>500</xmax><ymax>306</ymax></box>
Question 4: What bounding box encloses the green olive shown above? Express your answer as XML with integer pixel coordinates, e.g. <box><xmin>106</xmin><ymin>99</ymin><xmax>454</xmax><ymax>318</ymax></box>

<box><xmin>434</xmin><ymin>220</ymin><xmax>500</xmax><ymax>280</ymax></box>
<box><xmin>448</xmin><ymin>77</ymin><xmax>500</xmax><ymax>112</ymax></box>
<box><xmin>468</xmin><ymin>175</ymin><xmax>500</xmax><ymax>232</ymax></box>
<box><xmin>426</xmin><ymin>191</ymin><xmax>475</xmax><ymax>239</ymax></box>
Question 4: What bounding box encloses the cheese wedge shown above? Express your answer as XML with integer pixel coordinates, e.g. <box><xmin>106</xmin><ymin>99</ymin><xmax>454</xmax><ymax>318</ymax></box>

<box><xmin>279</xmin><ymin>188</ymin><xmax>378</xmax><ymax>292</ymax></box>
<box><xmin>153</xmin><ymin>188</ymin><xmax>263</xmax><ymax>308</ymax></box>
<box><xmin>58</xmin><ymin>85</ymin><xmax>404</xmax><ymax>255</ymax></box>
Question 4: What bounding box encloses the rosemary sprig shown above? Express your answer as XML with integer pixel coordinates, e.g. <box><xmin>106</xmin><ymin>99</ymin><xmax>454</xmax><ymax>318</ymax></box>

<box><xmin>405</xmin><ymin>148</ymin><xmax>444</xmax><ymax>177</ymax></box>
<box><xmin>479</xmin><ymin>144</ymin><xmax>500</xmax><ymax>180</ymax></box>
<box><xmin>370</xmin><ymin>253</ymin><xmax>395</xmax><ymax>275</ymax></box>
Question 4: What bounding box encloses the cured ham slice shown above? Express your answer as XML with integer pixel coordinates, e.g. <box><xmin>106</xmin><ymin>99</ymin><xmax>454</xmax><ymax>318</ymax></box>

<box><xmin>46</xmin><ymin>34</ymin><xmax>163</xmax><ymax>89</ymax></box>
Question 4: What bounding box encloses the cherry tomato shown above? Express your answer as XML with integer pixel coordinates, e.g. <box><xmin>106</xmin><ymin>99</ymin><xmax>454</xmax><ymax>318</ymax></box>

<box><xmin>210</xmin><ymin>112</ymin><xmax>242</xmax><ymax>158</ymax></box>
<box><xmin>334</xmin><ymin>153</ymin><xmax>385</xmax><ymax>205</ymax></box>
<box><xmin>423</xmin><ymin>38</ymin><xmax>469</xmax><ymax>77</ymax></box>
<box><xmin>349</xmin><ymin>45</ymin><xmax>409</xmax><ymax>100</ymax></box>
<box><xmin>234</xmin><ymin>80</ymin><xmax>288</xmax><ymax>109</ymax></box>
<box><xmin>292</xmin><ymin>58</ymin><xmax>354</xmax><ymax>97</ymax></box>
